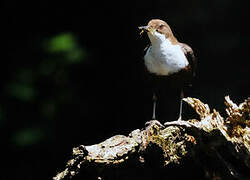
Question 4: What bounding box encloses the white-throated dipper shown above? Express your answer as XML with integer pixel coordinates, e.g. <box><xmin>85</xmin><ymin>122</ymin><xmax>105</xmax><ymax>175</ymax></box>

<box><xmin>139</xmin><ymin>19</ymin><xmax>196</xmax><ymax>121</ymax></box>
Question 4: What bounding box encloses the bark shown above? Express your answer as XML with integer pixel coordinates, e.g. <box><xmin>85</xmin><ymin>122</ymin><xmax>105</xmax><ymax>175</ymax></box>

<box><xmin>54</xmin><ymin>96</ymin><xmax>250</xmax><ymax>180</ymax></box>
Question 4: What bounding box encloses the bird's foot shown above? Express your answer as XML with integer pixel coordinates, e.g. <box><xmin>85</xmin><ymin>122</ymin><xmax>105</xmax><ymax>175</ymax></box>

<box><xmin>163</xmin><ymin>116</ymin><xmax>184</xmax><ymax>126</ymax></box>
<box><xmin>145</xmin><ymin>120</ymin><xmax>164</xmax><ymax>129</ymax></box>
<box><xmin>177</xmin><ymin>116</ymin><xmax>182</xmax><ymax>121</ymax></box>
<box><xmin>164</xmin><ymin>119</ymin><xmax>199</xmax><ymax>129</ymax></box>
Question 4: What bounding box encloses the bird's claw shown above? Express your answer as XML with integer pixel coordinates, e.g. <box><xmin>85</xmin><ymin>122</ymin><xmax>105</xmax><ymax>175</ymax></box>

<box><xmin>177</xmin><ymin>116</ymin><xmax>182</xmax><ymax>121</ymax></box>
<box><xmin>145</xmin><ymin>120</ymin><xmax>164</xmax><ymax>129</ymax></box>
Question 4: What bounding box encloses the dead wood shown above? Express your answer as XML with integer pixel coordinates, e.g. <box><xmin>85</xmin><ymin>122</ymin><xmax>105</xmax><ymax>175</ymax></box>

<box><xmin>54</xmin><ymin>96</ymin><xmax>250</xmax><ymax>180</ymax></box>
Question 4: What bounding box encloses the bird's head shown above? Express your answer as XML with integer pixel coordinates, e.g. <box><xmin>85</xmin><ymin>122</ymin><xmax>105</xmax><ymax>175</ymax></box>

<box><xmin>139</xmin><ymin>19</ymin><xmax>177</xmax><ymax>44</ymax></box>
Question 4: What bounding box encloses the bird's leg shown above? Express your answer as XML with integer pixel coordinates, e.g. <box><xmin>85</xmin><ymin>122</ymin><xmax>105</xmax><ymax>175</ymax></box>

<box><xmin>178</xmin><ymin>89</ymin><xmax>184</xmax><ymax>121</ymax></box>
<box><xmin>145</xmin><ymin>93</ymin><xmax>163</xmax><ymax>128</ymax></box>
<box><xmin>152</xmin><ymin>93</ymin><xmax>157</xmax><ymax>120</ymax></box>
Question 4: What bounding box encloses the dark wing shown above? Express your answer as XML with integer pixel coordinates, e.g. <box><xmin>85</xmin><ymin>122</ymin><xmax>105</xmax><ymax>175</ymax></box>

<box><xmin>179</xmin><ymin>43</ymin><xmax>197</xmax><ymax>77</ymax></box>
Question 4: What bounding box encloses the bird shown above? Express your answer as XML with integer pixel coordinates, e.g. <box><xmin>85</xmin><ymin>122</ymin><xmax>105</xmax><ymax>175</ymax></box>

<box><xmin>139</xmin><ymin>19</ymin><xmax>196</xmax><ymax>121</ymax></box>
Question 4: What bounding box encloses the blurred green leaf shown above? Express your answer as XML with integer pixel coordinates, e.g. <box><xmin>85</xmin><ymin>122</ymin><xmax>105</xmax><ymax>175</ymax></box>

<box><xmin>48</xmin><ymin>33</ymin><xmax>76</xmax><ymax>52</ymax></box>
<box><xmin>66</xmin><ymin>49</ymin><xmax>85</xmax><ymax>63</ymax></box>
<box><xmin>46</xmin><ymin>33</ymin><xmax>87</xmax><ymax>64</ymax></box>
<box><xmin>12</xmin><ymin>128</ymin><xmax>44</xmax><ymax>147</ymax></box>
<box><xmin>7</xmin><ymin>83</ymin><xmax>35</xmax><ymax>101</ymax></box>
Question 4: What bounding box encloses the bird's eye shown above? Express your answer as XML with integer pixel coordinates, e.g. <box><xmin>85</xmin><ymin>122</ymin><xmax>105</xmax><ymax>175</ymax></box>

<box><xmin>159</xmin><ymin>24</ymin><xmax>164</xmax><ymax>28</ymax></box>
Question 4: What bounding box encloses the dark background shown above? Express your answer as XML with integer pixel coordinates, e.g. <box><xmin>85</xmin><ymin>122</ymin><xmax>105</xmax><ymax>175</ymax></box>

<box><xmin>1</xmin><ymin>0</ymin><xmax>249</xmax><ymax>179</ymax></box>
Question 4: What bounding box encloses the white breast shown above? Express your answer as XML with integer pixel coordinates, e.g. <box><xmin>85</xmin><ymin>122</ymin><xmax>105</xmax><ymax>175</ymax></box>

<box><xmin>144</xmin><ymin>38</ymin><xmax>189</xmax><ymax>76</ymax></box>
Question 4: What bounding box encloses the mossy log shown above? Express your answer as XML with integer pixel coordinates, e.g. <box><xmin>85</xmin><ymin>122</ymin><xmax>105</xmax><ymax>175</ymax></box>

<box><xmin>54</xmin><ymin>96</ymin><xmax>249</xmax><ymax>180</ymax></box>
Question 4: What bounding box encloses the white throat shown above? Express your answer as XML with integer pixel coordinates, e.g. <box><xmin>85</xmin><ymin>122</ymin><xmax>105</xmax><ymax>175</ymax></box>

<box><xmin>144</xmin><ymin>31</ymin><xmax>189</xmax><ymax>75</ymax></box>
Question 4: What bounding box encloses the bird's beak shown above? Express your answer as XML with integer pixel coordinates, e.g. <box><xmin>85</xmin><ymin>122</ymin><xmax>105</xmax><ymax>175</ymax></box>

<box><xmin>138</xmin><ymin>26</ymin><xmax>154</xmax><ymax>35</ymax></box>
<box><xmin>138</xmin><ymin>26</ymin><xmax>149</xmax><ymax>32</ymax></box>
<box><xmin>138</xmin><ymin>26</ymin><xmax>149</xmax><ymax>35</ymax></box>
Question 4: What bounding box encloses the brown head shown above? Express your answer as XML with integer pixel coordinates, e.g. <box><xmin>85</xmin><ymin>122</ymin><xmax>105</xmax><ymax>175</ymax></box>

<box><xmin>139</xmin><ymin>19</ymin><xmax>178</xmax><ymax>44</ymax></box>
